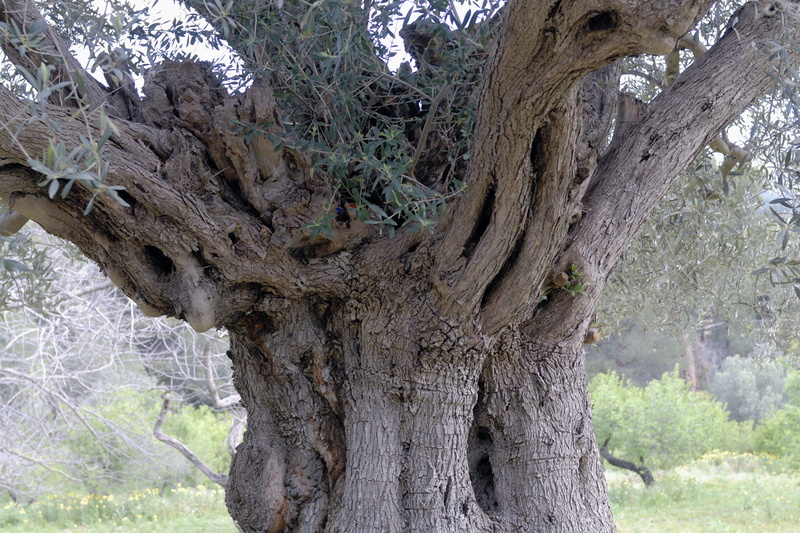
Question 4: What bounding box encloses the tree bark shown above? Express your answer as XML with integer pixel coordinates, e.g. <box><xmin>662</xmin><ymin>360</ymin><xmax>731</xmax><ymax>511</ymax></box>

<box><xmin>0</xmin><ymin>1</ymin><xmax>795</xmax><ymax>532</ymax></box>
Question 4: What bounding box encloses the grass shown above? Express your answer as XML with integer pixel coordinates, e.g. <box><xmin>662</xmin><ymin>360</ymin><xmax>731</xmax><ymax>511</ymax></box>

<box><xmin>2</xmin><ymin>451</ymin><xmax>798</xmax><ymax>532</ymax></box>
<box><xmin>0</xmin><ymin>483</ymin><xmax>236</xmax><ymax>533</ymax></box>
<box><xmin>608</xmin><ymin>451</ymin><xmax>800</xmax><ymax>532</ymax></box>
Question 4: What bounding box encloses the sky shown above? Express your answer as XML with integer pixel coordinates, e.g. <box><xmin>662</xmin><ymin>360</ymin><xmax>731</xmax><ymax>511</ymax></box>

<box><xmin>99</xmin><ymin>0</ymin><xmax>412</xmax><ymax>75</ymax></box>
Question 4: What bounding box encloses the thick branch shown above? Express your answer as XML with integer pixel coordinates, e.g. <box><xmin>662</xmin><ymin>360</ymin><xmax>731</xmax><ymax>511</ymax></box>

<box><xmin>154</xmin><ymin>392</ymin><xmax>228</xmax><ymax>486</ymax></box>
<box><xmin>0</xmin><ymin>0</ymin><xmax>121</xmax><ymax>113</ymax></box>
<box><xmin>434</xmin><ymin>0</ymin><xmax>714</xmax><ymax>321</ymax></box>
<box><xmin>578</xmin><ymin>2</ymin><xmax>788</xmax><ymax>277</ymax></box>
<box><xmin>0</xmin><ymin>67</ymin><xmax>350</xmax><ymax>329</ymax></box>
<box><xmin>599</xmin><ymin>438</ymin><xmax>654</xmax><ymax>486</ymax></box>
<box><xmin>525</xmin><ymin>2</ymin><xmax>795</xmax><ymax>343</ymax></box>
<box><xmin>667</xmin><ymin>32</ymin><xmax>749</xmax><ymax>174</ymax></box>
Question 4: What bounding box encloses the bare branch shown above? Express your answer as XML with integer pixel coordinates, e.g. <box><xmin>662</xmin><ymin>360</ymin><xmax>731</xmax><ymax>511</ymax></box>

<box><xmin>0</xmin><ymin>73</ymin><xmax>350</xmax><ymax>326</ymax></box>
<box><xmin>1</xmin><ymin>447</ymin><xmax>84</xmax><ymax>483</ymax></box>
<box><xmin>225</xmin><ymin>407</ymin><xmax>246</xmax><ymax>458</ymax></box>
<box><xmin>153</xmin><ymin>392</ymin><xmax>228</xmax><ymax>487</ymax></box>
<box><xmin>203</xmin><ymin>333</ymin><xmax>241</xmax><ymax>410</ymax></box>
<box><xmin>71</xmin><ymin>280</ymin><xmax>115</xmax><ymax>299</ymax></box>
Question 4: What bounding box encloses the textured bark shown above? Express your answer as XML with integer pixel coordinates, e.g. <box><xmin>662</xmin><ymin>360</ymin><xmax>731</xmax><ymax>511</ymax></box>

<box><xmin>0</xmin><ymin>1</ymin><xmax>795</xmax><ymax>532</ymax></box>
<box><xmin>475</xmin><ymin>330</ymin><xmax>614</xmax><ymax>531</ymax></box>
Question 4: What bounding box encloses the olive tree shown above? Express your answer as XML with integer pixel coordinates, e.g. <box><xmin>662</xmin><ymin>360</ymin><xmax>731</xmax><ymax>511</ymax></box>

<box><xmin>0</xmin><ymin>0</ymin><xmax>798</xmax><ymax>531</ymax></box>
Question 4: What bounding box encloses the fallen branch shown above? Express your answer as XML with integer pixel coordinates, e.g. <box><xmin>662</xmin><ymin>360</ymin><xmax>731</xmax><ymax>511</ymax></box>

<box><xmin>153</xmin><ymin>391</ymin><xmax>228</xmax><ymax>487</ymax></box>
<box><xmin>599</xmin><ymin>437</ymin><xmax>655</xmax><ymax>486</ymax></box>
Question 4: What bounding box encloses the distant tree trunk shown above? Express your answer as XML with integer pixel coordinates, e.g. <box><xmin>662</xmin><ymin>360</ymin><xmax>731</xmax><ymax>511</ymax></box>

<box><xmin>683</xmin><ymin>313</ymin><xmax>729</xmax><ymax>390</ymax></box>
<box><xmin>0</xmin><ymin>0</ymin><xmax>793</xmax><ymax>531</ymax></box>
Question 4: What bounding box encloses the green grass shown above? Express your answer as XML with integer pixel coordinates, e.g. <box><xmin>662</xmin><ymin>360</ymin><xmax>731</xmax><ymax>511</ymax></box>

<box><xmin>0</xmin><ymin>483</ymin><xmax>237</xmax><ymax>533</ymax></box>
<box><xmin>608</xmin><ymin>451</ymin><xmax>800</xmax><ymax>532</ymax></box>
<box><xmin>3</xmin><ymin>452</ymin><xmax>799</xmax><ymax>532</ymax></box>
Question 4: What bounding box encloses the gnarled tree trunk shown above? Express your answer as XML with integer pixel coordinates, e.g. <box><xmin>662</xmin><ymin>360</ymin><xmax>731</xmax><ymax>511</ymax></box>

<box><xmin>0</xmin><ymin>0</ymin><xmax>794</xmax><ymax>531</ymax></box>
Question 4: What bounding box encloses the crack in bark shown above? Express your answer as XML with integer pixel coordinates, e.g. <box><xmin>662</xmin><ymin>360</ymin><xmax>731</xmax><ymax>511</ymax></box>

<box><xmin>468</xmin><ymin>426</ymin><xmax>498</xmax><ymax>514</ymax></box>
<box><xmin>142</xmin><ymin>245</ymin><xmax>175</xmax><ymax>278</ymax></box>
<box><xmin>462</xmin><ymin>180</ymin><xmax>496</xmax><ymax>260</ymax></box>
<box><xmin>480</xmin><ymin>227</ymin><xmax>527</xmax><ymax>311</ymax></box>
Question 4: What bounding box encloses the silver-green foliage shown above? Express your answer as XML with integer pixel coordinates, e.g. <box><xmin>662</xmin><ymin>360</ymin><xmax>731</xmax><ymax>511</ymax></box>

<box><xmin>707</xmin><ymin>355</ymin><xmax>787</xmax><ymax>422</ymax></box>
<box><xmin>180</xmin><ymin>0</ymin><xmax>499</xmax><ymax>235</ymax></box>
<box><xmin>0</xmin><ymin>231</ymin><xmax>53</xmax><ymax>309</ymax></box>
<box><xmin>599</xmin><ymin>148</ymin><xmax>800</xmax><ymax>359</ymax></box>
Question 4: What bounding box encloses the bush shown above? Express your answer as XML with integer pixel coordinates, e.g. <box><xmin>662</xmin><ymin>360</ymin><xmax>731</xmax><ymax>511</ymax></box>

<box><xmin>590</xmin><ymin>369</ymin><xmax>750</xmax><ymax>471</ymax></box>
<box><xmin>751</xmin><ymin>368</ymin><xmax>800</xmax><ymax>468</ymax></box>
<box><xmin>753</xmin><ymin>408</ymin><xmax>800</xmax><ymax>466</ymax></box>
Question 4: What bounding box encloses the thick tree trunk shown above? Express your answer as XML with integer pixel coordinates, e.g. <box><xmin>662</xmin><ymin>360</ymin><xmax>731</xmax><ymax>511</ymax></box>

<box><xmin>222</xmin><ymin>298</ymin><xmax>613</xmax><ymax>532</ymax></box>
<box><xmin>477</xmin><ymin>331</ymin><xmax>614</xmax><ymax>531</ymax></box>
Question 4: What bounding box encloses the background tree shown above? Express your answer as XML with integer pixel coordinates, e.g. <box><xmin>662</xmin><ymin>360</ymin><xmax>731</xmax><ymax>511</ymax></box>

<box><xmin>0</xmin><ymin>0</ymin><xmax>799</xmax><ymax>531</ymax></box>
<box><xmin>0</xmin><ymin>227</ymin><xmax>239</xmax><ymax>501</ymax></box>
<box><xmin>753</xmin><ymin>368</ymin><xmax>800</xmax><ymax>463</ymax></box>
<box><xmin>597</xmin><ymin>136</ymin><xmax>800</xmax><ymax>369</ymax></box>
<box><xmin>588</xmin><ymin>370</ymin><xmax>748</xmax><ymax>484</ymax></box>
<box><xmin>707</xmin><ymin>355</ymin><xmax>787</xmax><ymax>421</ymax></box>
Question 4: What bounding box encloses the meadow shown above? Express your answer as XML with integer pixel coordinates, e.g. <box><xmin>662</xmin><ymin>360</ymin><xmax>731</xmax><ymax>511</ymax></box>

<box><xmin>1</xmin><ymin>452</ymin><xmax>797</xmax><ymax>532</ymax></box>
<box><xmin>610</xmin><ymin>451</ymin><xmax>800</xmax><ymax>533</ymax></box>
<box><xmin>0</xmin><ymin>483</ymin><xmax>236</xmax><ymax>533</ymax></box>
